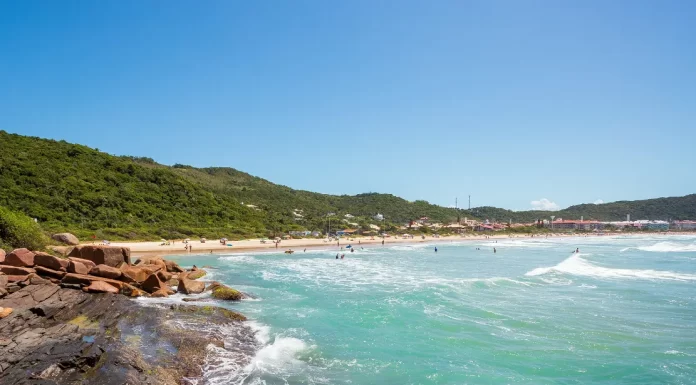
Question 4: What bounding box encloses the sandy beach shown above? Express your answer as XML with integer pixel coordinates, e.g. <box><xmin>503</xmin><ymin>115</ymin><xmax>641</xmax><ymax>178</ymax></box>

<box><xmin>100</xmin><ymin>232</ymin><xmax>676</xmax><ymax>258</ymax></box>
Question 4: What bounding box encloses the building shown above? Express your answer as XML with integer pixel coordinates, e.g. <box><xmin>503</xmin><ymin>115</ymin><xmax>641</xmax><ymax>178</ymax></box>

<box><xmin>288</xmin><ymin>230</ymin><xmax>311</xmax><ymax>237</ymax></box>
<box><xmin>336</xmin><ymin>229</ymin><xmax>358</xmax><ymax>236</ymax></box>
<box><xmin>546</xmin><ymin>219</ymin><xmax>604</xmax><ymax>231</ymax></box>
<box><xmin>672</xmin><ymin>220</ymin><xmax>696</xmax><ymax>230</ymax></box>
<box><xmin>373</xmin><ymin>213</ymin><xmax>384</xmax><ymax>221</ymax></box>
<box><xmin>634</xmin><ymin>220</ymin><xmax>669</xmax><ymax>231</ymax></box>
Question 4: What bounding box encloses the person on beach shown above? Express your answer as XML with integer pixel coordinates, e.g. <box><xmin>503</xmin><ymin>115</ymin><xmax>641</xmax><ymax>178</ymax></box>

<box><xmin>382</xmin><ymin>239</ymin><xmax>385</xmax><ymax>245</ymax></box>
<box><xmin>304</xmin><ymin>248</ymin><xmax>307</xmax><ymax>252</ymax></box>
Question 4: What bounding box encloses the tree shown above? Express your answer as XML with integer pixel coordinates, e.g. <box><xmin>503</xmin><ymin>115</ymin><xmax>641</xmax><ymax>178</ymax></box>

<box><xmin>0</xmin><ymin>206</ymin><xmax>49</xmax><ymax>250</ymax></box>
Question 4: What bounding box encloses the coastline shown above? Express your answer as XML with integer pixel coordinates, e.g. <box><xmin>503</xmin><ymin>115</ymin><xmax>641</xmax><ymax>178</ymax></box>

<box><xmin>99</xmin><ymin>231</ymin><xmax>684</xmax><ymax>258</ymax></box>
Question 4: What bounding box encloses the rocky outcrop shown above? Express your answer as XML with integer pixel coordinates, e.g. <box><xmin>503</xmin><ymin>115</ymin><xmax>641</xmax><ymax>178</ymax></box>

<box><xmin>68</xmin><ymin>256</ymin><xmax>96</xmax><ymax>270</ymax></box>
<box><xmin>186</xmin><ymin>269</ymin><xmax>207</xmax><ymax>280</ymax></box>
<box><xmin>141</xmin><ymin>273</ymin><xmax>165</xmax><ymax>294</ymax></box>
<box><xmin>177</xmin><ymin>278</ymin><xmax>205</xmax><ymax>295</ymax></box>
<box><xmin>5</xmin><ymin>248</ymin><xmax>36</xmax><ymax>267</ymax></box>
<box><xmin>0</xmin><ymin>265</ymin><xmax>35</xmax><ymax>276</ymax></box>
<box><xmin>68</xmin><ymin>245</ymin><xmax>130</xmax><ymax>267</ymax></box>
<box><xmin>0</xmin><ymin>284</ymin><xmax>251</xmax><ymax>384</ymax></box>
<box><xmin>89</xmin><ymin>264</ymin><xmax>123</xmax><ymax>280</ymax></box>
<box><xmin>34</xmin><ymin>252</ymin><xmax>68</xmax><ymax>271</ymax></box>
<box><xmin>51</xmin><ymin>233</ymin><xmax>80</xmax><ymax>245</ymax></box>
<box><xmin>210</xmin><ymin>284</ymin><xmax>244</xmax><ymax>301</ymax></box>
<box><xmin>84</xmin><ymin>281</ymin><xmax>119</xmax><ymax>294</ymax></box>
<box><xmin>67</xmin><ymin>259</ymin><xmax>91</xmax><ymax>275</ymax></box>
<box><xmin>165</xmin><ymin>260</ymin><xmax>184</xmax><ymax>273</ymax></box>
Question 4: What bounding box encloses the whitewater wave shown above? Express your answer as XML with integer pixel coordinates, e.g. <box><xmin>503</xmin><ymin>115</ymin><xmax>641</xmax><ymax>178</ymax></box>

<box><xmin>525</xmin><ymin>254</ymin><xmax>696</xmax><ymax>281</ymax></box>
<box><xmin>635</xmin><ymin>242</ymin><xmax>696</xmax><ymax>253</ymax></box>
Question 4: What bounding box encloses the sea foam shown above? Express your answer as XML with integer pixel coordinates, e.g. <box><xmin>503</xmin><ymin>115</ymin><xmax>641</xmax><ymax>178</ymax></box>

<box><xmin>525</xmin><ymin>254</ymin><xmax>696</xmax><ymax>281</ymax></box>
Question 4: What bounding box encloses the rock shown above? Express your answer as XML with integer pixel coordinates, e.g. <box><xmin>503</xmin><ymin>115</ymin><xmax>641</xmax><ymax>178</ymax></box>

<box><xmin>6</xmin><ymin>283</ymin><xmax>20</xmax><ymax>293</ymax></box>
<box><xmin>61</xmin><ymin>273</ymin><xmax>124</xmax><ymax>290</ymax></box>
<box><xmin>84</xmin><ymin>280</ymin><xmax>119</xmax><ymax>294</ymax></box>
<box><xmin>166</xmin><ymin>278</ymin><xmax>179</xmax><ymax>287</ymax></box>
<box><xmin>0</xmin><ymin>265</ymin><xmax>36</xmax><ymax>275</ymax></box>
<box><xmin>141</xmin><ymin>273</ymin><xmax>165</xmax><ymax>294</ymax></box>
<box><xmin>165</xmin><ymin>260</ymin><xmax>184</xmax><ymax>273</ymax></box>
<box><xmin>181</xmin><ymin>297</ymin><xmax>210</xmax><ymax>303</ymax></box>
<box><xmin>68</xmin><ymin>256</ymin><xmax>96</xmax><ymax>269</ymax></box>
<box><xmin>34</xmin><ymin>252</ymin><xmax>69</xmax><ymax>271</ymax></box>
<box><xmin>68</xmin><ymin>245</ymin><xmax>131</xmax><ymax>267</ymax></box>
<box><xmin>121</xmin><ymin>266</ymin><xmax>156</xmax><ymax>284</ymax></box>
<box><xmin>205</xmin><ymin>281</ymin><xmax>223</xmax><ymax>291</ymax></box>
<box><xmin>6</xmin><ymin>274</ymin><xmax>31</xmax><ymax>283</ymax></box>
<box><xmin>0</xmin><ymin>307</ymin><xmax>12</xmax><ymax>318</ymax></box>
<box><xmin>0</xmin><ymin>287</ymin><xmax>6</xmax><ymax>298</ymax></box>
<box><xmin>186</xmin><ymin>269</ymin><xmax>207</xmax><ymax>280</ymax></box>
<box><xmin>151</xmin><ymin>287</ymin><xmax>175</xmax><ymax>298</ymax></box>
<box><xmin>121</xmin><ymin>283</ymin><xmax>146</xmax><ymax>298</ymax></box>
<box><xmin>156</xmin><ymin>270</ymin><xmax>173</xmax><ymax>282</ymax></box>
<box><xmin>144</xmin><ymin>256</ymin><xmax>168</xmax><ymax>271</ymax></box>
<box><xmin>51</xmin><ymin>232</ymin><xmax>80</xmax><ymax>245</ymax></box>
<box><xmin>35</xmin><ymin>265</ymin><xmax>67</xmax><ymax>279</ymax></box>
<box><xmin>67</xmin><ymin>259</ymin><xmax>91</xmax><ymax>275</ymax></box>
<box><xmin>0</xmin><ymin>249</ymin><xmax>5</xmax><ymax>263</ymax></box>
<box><xmin>5</xmin><ymin>248</ymin><xmax>36</xmax><ymax>267</ymax></box>
<box><xmin>177</xmin><ymin>278</ymin><xmax>205</xmax><ymax>294</ymax></box>
<box><xmin>211</xmin><ymin>285</ymin><xmax>243</xmax><ymax>301</ymax></box>
<box><xmin>90</xmin><ymin>264</ymin><xmax>123</xmax><ymax>280</ymax></box>
<box><xmin>0</xmin><ymin>273</ymin><xmax>7</xmax><ymax>288</ymax></box>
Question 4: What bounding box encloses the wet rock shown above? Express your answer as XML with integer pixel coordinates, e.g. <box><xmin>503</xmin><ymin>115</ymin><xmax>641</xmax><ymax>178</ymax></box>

<box><xmin>6</xmin><ymin>274</ymin><xmax>31</xmax><ymax>283</ymax></box>
<box><xmin>156</xmin><ymin>270</ymin><xmax>173</xmax><ymax>282</ymax></box>
<box><xmin>177</xmin><ymin>278</ymin><xmax>205</xmax><ymax>294</ymax></box>
<box><xmin>120</xmin><ymin>283</ymin><xmax>146</xmax><ymax>298</ymax></box>
<box><xmin>89</xmin><ymin>264</ymin><xmax>123</xmax><ymax>280</ymax></box>
<box><xmin>151</xmin><ymin>288</ymin><xmax>174</xmax><ymax>298</ymax></box>
<box><xmin>68</xmin><ymin>245</ymin><xmax>131</xmax><ymax>267</ymax></box>
<box><xmin>51</xmin><ymin>233</ymin><xmax>80</xmax><ymax>246</ymax></box>
<box><xmin>121</xmin><ymin>265</ymin><xmax>157</xmax><ymax>284</ymax></box>
<box><xmin>84</xmin><ymin>281</ymin><xmax>119</xmax><ymax>294</ymax></box>
<box><xmin>140</xmin><ymin>273</ymin><xmax>165</xmax><ymax>294</ymax></box>
<box><xmin>186</xmin><ymin>269</ymin><xmax>207</xmax><ymax>280</ymax></box>
<box><xmin>0</xmin><ymin>273</ymin><xmax>7</xmax><ymax>288</ymax></box>
<box><xmin>5</xmin><ymin>248</ymin><xmax>36</xmax><ymax>267</ymax></box>
<box><xmin>0</xmin><ymin>265</ymin><xmax>36</xmax><ymax>275</ymax></box>
<box><xmin>34</xmin><ymin>252</ymin><xmax>68</xmax><ymax>271</ymax></box>
<box><xmin>211</xmin><ymin>285</ymin><xmax>243</xmax><ymax>301</ymax></box>
<box><xmin>34</xmin><ymin>266</ymin><xmax>67</xmax><ymax>279</ymax></box>
<box><xmin>165</xmin><ymin>260</ymin><xmax>184</xmax><ymax>273</ymax></box>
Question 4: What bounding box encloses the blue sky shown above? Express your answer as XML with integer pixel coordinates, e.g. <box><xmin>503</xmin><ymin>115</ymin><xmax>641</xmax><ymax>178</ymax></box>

<box><xmin>1</xmin><ymin>1</ymin><xmax>694</xmax><ymax>210</ymax></box>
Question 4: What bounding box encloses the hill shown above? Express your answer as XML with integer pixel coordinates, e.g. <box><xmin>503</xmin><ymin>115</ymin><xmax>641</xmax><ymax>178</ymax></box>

<box><xmin>0</xmin><ymin>131</ymin><xmax>693</xmax><ymax>240</ymax></box>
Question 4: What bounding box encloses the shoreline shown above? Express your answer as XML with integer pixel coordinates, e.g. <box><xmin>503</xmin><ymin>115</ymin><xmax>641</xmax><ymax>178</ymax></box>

<box><xmin>97</xmin><ymin>231</ymin><xmax>687</xmax><ymax>258</ymax></box>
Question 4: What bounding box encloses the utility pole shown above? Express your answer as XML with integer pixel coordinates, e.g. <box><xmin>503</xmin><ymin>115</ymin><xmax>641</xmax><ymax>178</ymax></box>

<box><xmin>468</xmin><ymin>195</ymin><xmax>471</xmax><ymax>210</ymax></box>
<box><xmin>456</xmin><ymin>197</ymin><xmax>460</xmax><ymax>224</ymax></box>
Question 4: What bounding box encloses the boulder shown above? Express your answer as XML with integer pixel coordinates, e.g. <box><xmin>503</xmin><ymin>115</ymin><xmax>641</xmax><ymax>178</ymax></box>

<box><xmin>121</xmin><ymin>266</ymin><xmax>155</xmax><ymax>284</ymax></box>
<box><xmin>90</xmin><ymin>264</ymin><xmax>123</xmax><ymax>280</ymax></box>
<box><xmin>151</xmin><ymin>289</ymin><xmax>169</xmax><ymax>298</ymax></box>
<box><xmin>28</xmin><ymin>275</ymin><xmax>51</xmax><ymax>285</ymax></box>
<box><xmin>68</xmin><ymin>245</ymin><xmax>131</xmax><ymax>267</ymax></box>
<box><xmin>0</xmin><ymin>265</ymin><xmax>36</xmax><ymax>275</ymax></box>
<box><xmin>0</xmin><ymin>249</ymin><xmax>5</xmax><ymax>263</ymax></box>
<box><xmin>61</xmin><ymin>273</ymin><xmax>124</xmax><ymax>290</ymax></box>
<box><xmin>34</xmin><ymin>266</ymin><xmax>66</xmax><ymax>279</ymax></box>
<box><xmin>211</xmin><ymin>285</ymin><xmax>243</xmax><ymax>301</ymax></box>
<box><xmin>145</xmin><ymin>256</ymin><xmax>168</xmax><ymax>271</ymax></box>
<box><xmin>67</xmin><ymin>260</ymin><xmax>91</xmax><ymax>275</ymax></box>
<box><xmin>68</xmin><ymin>256</ymin><xmax>96</xmax><ymax>269</ymax></box>
<box><xmin>186</xmin><ymin>269</ymin><xmax>207</xmax><ymax>280</ymax></box>
<box><xmin>5</xmin><ymin>248</ymin><xmax>36</xmax><ymax>267</ymax></box>
<box><xmin>84</xmin><ymin>280</ymin><xmax>119</xmax><ymax>294</ymax></box>
<box><xmin>0</xmin><ymin>307</ymin><xmax>12</xmax><ymax>318</ymax></box>
<box><xmin>205</xmin><ymin>281</ymin><xmax>223</xmax><ymax>292</ymax></box>
<box><xmin>156</xmin><ymin>270</ymin><xmax>173</xmax><ymax>282</ymax></box>
<box><xmin>166</xmin><ymin>278</ymin><xmax>180</xmax><ymax>287</ymax></box>
<box><xmin>0</xmin><ymin>273</ymin><xmax>7</xmax><ymax>288</ymax></box>
<box><xmin>51</xmin><ymin>232</ymin><xmax>80</xmax><ymax>245</ymax></box>
<box><xmin>177</xmin><ymin>278</ymin><xmax>205</xmax><ymax>294</ymax></box>
<box><xmin>121</xmin><ymin>283</ymin><xmax>147</xmax><ymax>298</ymax></box>
<box><xmin>6</xmin><ymin>274</ymin><xmax>31</xmax><ymax>283</ymax></box>
<box><xmin>165</xmin><ymin>260</ymin><xmax>184</xmax><ymax>273</ymax></box>
<box><xmin>141</xmin><ymin>273</ymin><xmax>165</xmax><ymax>294</ymax></box>
<box><xmin>34</xmin><ymin>252</ymin><xmax>69</xmax><ymax>271</ymax></box>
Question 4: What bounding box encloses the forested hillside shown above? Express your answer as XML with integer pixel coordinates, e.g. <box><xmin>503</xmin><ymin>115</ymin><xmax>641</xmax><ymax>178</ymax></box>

<box><xmin>0</xmin><ymin>131</ymin><xmax>693</xmax><ymax>240</ymax></box>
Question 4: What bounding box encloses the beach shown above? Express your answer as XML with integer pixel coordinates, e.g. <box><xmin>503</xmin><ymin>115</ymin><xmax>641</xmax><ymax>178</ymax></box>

<box><xmin>102</xmin><ymin>232</ymin><xmax>678</xmax><ymax>257</ymax></box>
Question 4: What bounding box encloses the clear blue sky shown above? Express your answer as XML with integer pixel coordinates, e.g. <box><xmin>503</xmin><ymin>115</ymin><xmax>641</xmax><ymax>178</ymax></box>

<box><xmin>1</xmin><ymin>1</ymin><xmax>695</xmax><ymax>210</ymax></box>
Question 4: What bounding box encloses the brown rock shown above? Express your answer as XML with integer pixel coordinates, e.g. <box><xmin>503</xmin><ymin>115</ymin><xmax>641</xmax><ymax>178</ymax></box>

<box><xmin>90</xmin><ymin>264</ymin><xmax>123</xmax><ymax>280</ymax></box>
<box><xmin>6</xmin><ymin>274</ymin><xmax>30</xmax><ymax>283</ymax></box>
<box><xmin>164</xmin><ymin>259</ymin><xmax>184</xmax><ymax>273</ymax></box>
<box><xmin>0</xmin><ymin>273</ymin><xmax>7</xmax><ymax>288</ymax></box>
<box><xmin>34</xmin><ymin>252</ymin><xmax>69</xmax><ymax>271</ymax></box>
<box><xmin>177</xmin><ymin>277</ymin><xmax>205</xmax><ymax>294</ymax></box>
<box><xmin>68</xmin><ymin>245</ymin><xmax>131</xmax><ymax>267</ymax></box>
<box><xmin>34</xmin><ymin>266</ymin><xmax>66</xmax><ymax>279</ymax></box>
<box><xmin>67</xmin><ymin>260</ymin><xmax>91</xmax><ymax>275</ymax></box>
<box><xmin>84</xmin><ymin>280</ymin><xmax>119</xmax><ymax>294</ymax></box>
<box><xmin>121</xmin><ymin>283</ymin><xmax>147</xmax><ymax>297</ymax></box>
<box><xmin>51</xmin><ymin>232</ymin><xmax>80</xmax><ymax>245</ymax></box>
<box><xmin>61</xmin><ymin>273</ymin><xmax>124</xmax><ymax>289</ymax></box>
<box><xmin>141</xmin><ymin>273</ymin><xmax>165</xmax><ymax>293</ymax></box>
<box><xmin>5</xmin><ymin>248</ymin><xmax>36</xmax><ymax>267</ymax></box>
<box><xmin>68</xmin><ymin>256</ymin><xmax>96</xmax><ymax>269</ymax></box>
<box><xmin>186</xmin><ymin>269</ymin><xmax>207</xmax><ymax>280</ymax></box>
<box><xmin>28</xmin><ymin>275</ymin><xmax>51</xmax><ymax>285</ymax></box>
<box><xmin>0</xmin><ymin>307</ymin><xmax>12</xmax><ymax>318</ymax></box>
<box><xmin>0</xmin><ymin>265</ymin><xmax>36</xmax><ymax>275</ymax></box>
<box><xmin>151</xmin><ymin>289</ymin><xmax>169</xmax><ymax>298</ymax></box>
<box><xmin>156</xmin><ymin>270</ymin><xmax>173</xmax><ymax>282</ymax></box>
<box><xmin>121</xmin><ymin>266</ymin><xmax>155</xmax><ymax>284</ymax></box>
<box><xmin>0</xmin><ymin>249</ymin><xmax>5</xmax><ymax>263</ymax></box>
<box><xmin>166</xmin><ymin>278</ymin><xmax>179</xmax><ymax>287</ymax></box>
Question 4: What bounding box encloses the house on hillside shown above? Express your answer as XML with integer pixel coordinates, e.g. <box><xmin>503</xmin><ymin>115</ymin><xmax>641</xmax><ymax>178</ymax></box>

<box><xmin>373</xmin><ymin>213</ymin><xmax>384</xmax><ymax>221</ymax></box>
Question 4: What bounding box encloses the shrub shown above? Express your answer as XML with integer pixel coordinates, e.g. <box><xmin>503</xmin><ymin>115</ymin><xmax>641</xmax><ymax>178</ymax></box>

<box><xmin>0</xmin><ymin>206</ymin><xmax>49</xmax><ymax>250</ymax></box>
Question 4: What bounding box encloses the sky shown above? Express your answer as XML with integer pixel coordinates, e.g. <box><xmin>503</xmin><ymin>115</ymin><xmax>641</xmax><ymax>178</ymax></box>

<box><xmin>1</xmin><ymin>1</ymin><xmax>695</xmax><ymax>211</ymax></box>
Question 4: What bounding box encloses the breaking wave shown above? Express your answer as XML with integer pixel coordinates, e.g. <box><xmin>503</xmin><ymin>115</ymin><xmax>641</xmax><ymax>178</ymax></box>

<box><xmin>635</xmin><ymin>242</ymin><xmax>696</xmax><ymax>253</ymax></box>
<box><xmin>525</xmin><ymin>254</ymin><xmax>696</xmax><ymax>281</ymax></box>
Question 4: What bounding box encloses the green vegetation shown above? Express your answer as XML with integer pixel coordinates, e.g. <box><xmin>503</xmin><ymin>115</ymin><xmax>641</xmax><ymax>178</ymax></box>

<box><xmin>0</xmin><ymin>205</ymin><xmax>49</xmax><ymax>250</ymax></box>
<box><xmin>0</xmin><ymin>131</ymin><xmax>693</xmax><ymax>240</ymax></box>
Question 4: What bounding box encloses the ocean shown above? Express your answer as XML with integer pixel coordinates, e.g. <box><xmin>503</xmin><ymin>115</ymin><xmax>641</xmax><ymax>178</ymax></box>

<box><xmin>154</xmin><ymin>235</ymin><xmax>696</xmax><ymax>384</ymax></box>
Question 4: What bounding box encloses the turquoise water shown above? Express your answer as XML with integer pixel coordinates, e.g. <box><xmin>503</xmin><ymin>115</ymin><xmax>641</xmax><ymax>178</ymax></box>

<box><xmin>165</xmin><ymin>235</ymin><xmax>696</xmax><ymax>385</ymax></box>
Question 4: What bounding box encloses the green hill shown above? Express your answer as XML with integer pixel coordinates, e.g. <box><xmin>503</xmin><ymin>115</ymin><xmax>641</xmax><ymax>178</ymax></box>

<box><xmin>0</xmin><ymin>131</ymin><xmax>693</xmax><ymax>240</ymax></box>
